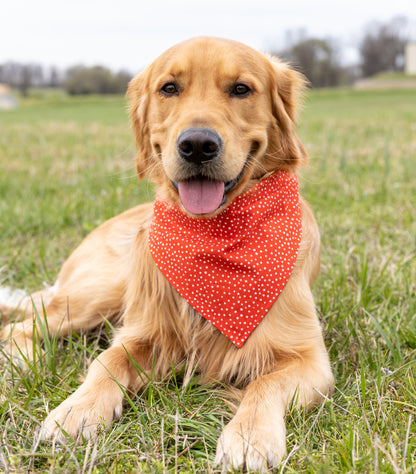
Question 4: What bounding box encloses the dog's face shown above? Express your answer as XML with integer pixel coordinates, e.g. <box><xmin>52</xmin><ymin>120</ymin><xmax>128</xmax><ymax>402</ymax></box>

<box><xmin>128</xmin><ymin>37</ymin><xmax>307</xmax><ymax>216</ymax></box>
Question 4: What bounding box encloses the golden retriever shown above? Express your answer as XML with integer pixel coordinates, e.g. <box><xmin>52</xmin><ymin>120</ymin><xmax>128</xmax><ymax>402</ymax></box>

<box><xmin>1</xmin><ymin>37</ymin><xmax>334</xmax><ymax>471</ymax></box>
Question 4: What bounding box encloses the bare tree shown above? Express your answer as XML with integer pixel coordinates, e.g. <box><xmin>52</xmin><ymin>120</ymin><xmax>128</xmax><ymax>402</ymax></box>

<box><xmin>0</xmin><ymin>62</ymin><xmax>44</xmax><ymax>96</ymax></box>
<box><xmin>274</xmin><ymin>36</ymin><xmax>348</xmax><ymax>88</ymax></box>
<box><xmin>359</xmin><ymin>16</ymin><xmax>409</xmax><ymax>77</ymax></box>
<box><xmin>48</xmin><ymin>67</ymin><xmax>62</xmax><ymax>88</ymax></box>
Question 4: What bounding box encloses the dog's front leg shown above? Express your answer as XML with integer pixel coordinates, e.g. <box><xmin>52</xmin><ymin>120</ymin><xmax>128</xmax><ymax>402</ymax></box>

<box><xmin>215</xmin><ymin>349</ymin><xmax>333</xmax><ymax>472</ymax></box>
<box><xmin>40</xmin><ymin>341</ymin><xmax>152</xmax><ymax>443</ymax></box>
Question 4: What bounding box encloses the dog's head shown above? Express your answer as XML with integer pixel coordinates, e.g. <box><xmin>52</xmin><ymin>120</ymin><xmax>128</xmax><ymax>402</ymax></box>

<box><xmin>128</xmin><ymin>36</ymin><xmax>307</xmax><ymax>216</ymax></box>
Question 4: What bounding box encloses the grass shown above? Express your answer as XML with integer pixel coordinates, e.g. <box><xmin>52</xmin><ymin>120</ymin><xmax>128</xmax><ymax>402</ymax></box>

<box><xmin>1</xmin><ymin>87</ymin><xmax>415</xmax><ymax>473</ymax></box>
<box><xmin>370</xmin><ymin>72</ymin><xmax>416</xmax><ymax>81</ymax></box>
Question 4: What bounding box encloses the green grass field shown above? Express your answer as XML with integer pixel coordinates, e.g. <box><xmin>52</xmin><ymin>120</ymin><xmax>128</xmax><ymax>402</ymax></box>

<box><xmin>1</xmin><ymin>88</ymin><xmax>415</xmax><ymax>473</ymax></box>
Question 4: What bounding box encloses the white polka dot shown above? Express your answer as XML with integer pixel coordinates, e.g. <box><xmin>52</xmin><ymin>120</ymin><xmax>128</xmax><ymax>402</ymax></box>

<box><xmin>149</xmin><ymin>171</ymin><xmax>302</xmax><ymax>348</ymax></box>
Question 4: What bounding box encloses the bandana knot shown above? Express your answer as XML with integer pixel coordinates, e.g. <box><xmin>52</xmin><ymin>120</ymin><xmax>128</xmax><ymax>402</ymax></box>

<box><xmin>149</xmin><ymin>171</ymin><xmax>302</xmax><ymax>347</ymax></box>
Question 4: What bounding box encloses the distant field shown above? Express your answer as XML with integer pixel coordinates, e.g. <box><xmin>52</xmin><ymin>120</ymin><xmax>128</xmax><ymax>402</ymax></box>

<box><xmin>1</xmin><ymin>88</ymin><xmax>415</xmax><ymax>472</ymax></box>
<box><xmin>355</xmin><ymin>72</ymin><xmax>416</xmax><ymax>90</ymax></box>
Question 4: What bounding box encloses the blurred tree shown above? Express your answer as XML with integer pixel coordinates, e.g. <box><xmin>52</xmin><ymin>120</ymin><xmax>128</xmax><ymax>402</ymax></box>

<box><xmin>359</xmin><ymin>16</ymin><xmax>409</xmax><ymax>77</ymax></box>
<box><xmin>65</xmin><ymin>66</ymin><xmax>132</xmax><ymax>95</ymax></box>
<box><xmin>113</xmin><ymin>70</ymin><xmax>133</xmax><ymax>94</ymax></box>
<box><xmin>0</xmin><ymin>62</ymin><xmax>43</xmax><ymax>96</ymax></box>
<box><xmin>274</xmin><ymin>37</ymin><xmax>347</xmax><ymax>87</ymax></box>
<box><xmin>48</xmin><ymin>67</ymin><xmax>61</xmax><ymax>88</ymax></box>
<box><xmin>19</xmin><ymin>65</ymin><xmax>43</xmax><ymax>96</ymax></box>
<box><xmin>0</xmin><ymin>62</ymin><xmax>133</xmax><ymax>95</ymax></box>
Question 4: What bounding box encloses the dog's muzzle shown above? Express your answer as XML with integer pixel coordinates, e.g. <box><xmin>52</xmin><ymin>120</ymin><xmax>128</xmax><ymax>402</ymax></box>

<box><xmin>174</xmin><ymin>128</ymin><xmax>247</xmax><ymax>215</ymax></box>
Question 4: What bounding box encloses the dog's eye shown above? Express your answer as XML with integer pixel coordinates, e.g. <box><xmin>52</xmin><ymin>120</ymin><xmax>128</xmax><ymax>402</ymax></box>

<box><xmin>231</xmin><ymin>83</ymin><xmax>252</xmax><ymax>97</ymax></box>
<box><xmin>160</xmin><ymin>82</ymin><xmax>179</xmax><ymax>96</ymax></box>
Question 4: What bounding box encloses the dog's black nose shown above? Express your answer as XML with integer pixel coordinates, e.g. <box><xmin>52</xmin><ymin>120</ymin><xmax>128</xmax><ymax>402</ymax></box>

<box><xmin>177</xmin><ymin>128</ymin><xmax>222</xmax><ymax>164</ymax></box>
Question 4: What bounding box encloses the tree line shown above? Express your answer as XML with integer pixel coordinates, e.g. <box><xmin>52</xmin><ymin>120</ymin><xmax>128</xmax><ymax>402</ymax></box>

<box><xmin>0</xmin><ymin>16</ymin><xmax>413</xmax><ymax>94</ymax></box>
<box><xmin>273</xmin><ymin>16</ymin><xmax>411</xmax><ymax>88</ymax></box>
<box><xmin>0</xmin><ymin>63</ymin><xmax>132</xmax><ymax>97</ymax></box>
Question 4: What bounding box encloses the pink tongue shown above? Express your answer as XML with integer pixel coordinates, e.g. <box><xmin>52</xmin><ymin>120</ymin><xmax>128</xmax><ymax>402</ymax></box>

<box><xmin>178</xmin><ymin>179</ymin><xmax>225</xmax><ymax>214</ymax></box>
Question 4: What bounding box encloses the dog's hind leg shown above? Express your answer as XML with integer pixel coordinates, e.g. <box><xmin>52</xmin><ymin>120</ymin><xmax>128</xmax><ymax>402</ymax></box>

<box><xmin>1</xmin><ymin>284</ymin><xmax>62</xmax><ymax>361</ymax></box>
<box><xmin>1</xmin><ymin>204</ymin><xmax>153</xmax><ymax>363</ymax></box>
<box><xmin>1</xmin><ymin>276</ymin><xmax>125</xmax><ymax>363</ymax></box>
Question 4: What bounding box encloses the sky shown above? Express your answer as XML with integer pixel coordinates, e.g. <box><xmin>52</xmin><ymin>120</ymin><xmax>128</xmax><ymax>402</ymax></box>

<box><xmin>1</xmin><ymin>0</ymin><xmax>415</xmax><ymax>73</ymax></box>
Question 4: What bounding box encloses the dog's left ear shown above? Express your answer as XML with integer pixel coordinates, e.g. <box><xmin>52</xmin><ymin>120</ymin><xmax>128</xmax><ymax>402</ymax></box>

<box><xmin>127</xmin><ymin>68</ymin><xmax>153</xmax><ymax>180</ymax></box>
<box><xmin>266</xmin><ymin>55</ymin><xmax>309</xmax><ymax>170</ymax></box>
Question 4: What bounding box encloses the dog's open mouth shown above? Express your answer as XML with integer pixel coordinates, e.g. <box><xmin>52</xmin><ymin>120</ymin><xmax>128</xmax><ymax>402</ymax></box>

<box><xmin>175</xmin><ymin>168</ymin><xmax>245</xmax><ymax>215</ymax></box>
<box><xmin>178</xmin><ymin>179</ymin><xmax>224</xmax><ymax>215</ymax></box>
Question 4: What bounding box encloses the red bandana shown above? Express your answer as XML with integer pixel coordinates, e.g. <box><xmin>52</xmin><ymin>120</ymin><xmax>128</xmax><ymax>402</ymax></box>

<box><xmin>149</xmin><ymin>171</ymin><xmax>302</xmax><ymax>347</ymax></box>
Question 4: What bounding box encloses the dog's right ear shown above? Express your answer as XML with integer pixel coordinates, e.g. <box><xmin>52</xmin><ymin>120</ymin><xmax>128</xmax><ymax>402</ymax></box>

<box><xmin>127</xmin><ymin>68</ymin><xmax>153</xmax><ymax>180</ymax></box>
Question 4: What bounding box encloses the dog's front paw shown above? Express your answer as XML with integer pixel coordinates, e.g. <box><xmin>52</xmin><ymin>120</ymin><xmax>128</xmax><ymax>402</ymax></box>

<box><xmin>40</xmin><ymin>388</ymin><xmax>122</xmax><ymax>444</ymax></box>
<box><xmin>215</xmin><ymin>416</ymin><xmax>286</xmax><ymax>472</ymax></box>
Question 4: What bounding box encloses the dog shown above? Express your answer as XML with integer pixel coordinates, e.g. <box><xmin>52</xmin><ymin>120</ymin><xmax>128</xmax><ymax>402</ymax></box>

<box><xmin>0</xmin><ymin>37</ymin><xmax>334</xmax><ymax>471</ymax></box>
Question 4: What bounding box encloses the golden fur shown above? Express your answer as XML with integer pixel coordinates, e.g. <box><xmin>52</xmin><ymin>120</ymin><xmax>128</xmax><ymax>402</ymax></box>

<box><xmin>1</xmin><ymin>37</ymin><xmax>334</xmax><ymax>471</ymax></box>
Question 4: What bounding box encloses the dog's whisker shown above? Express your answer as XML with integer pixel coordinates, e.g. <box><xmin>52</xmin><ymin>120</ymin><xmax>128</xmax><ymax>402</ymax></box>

<box><xmin>138</xmin><ymin>155</ymin><xmax>162</xmax><ymax>179</ymax></box>
<box><xmin>247</xmin><ymin>153</ymin><xmax>269</xmax><ymax>175</ymax></box>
